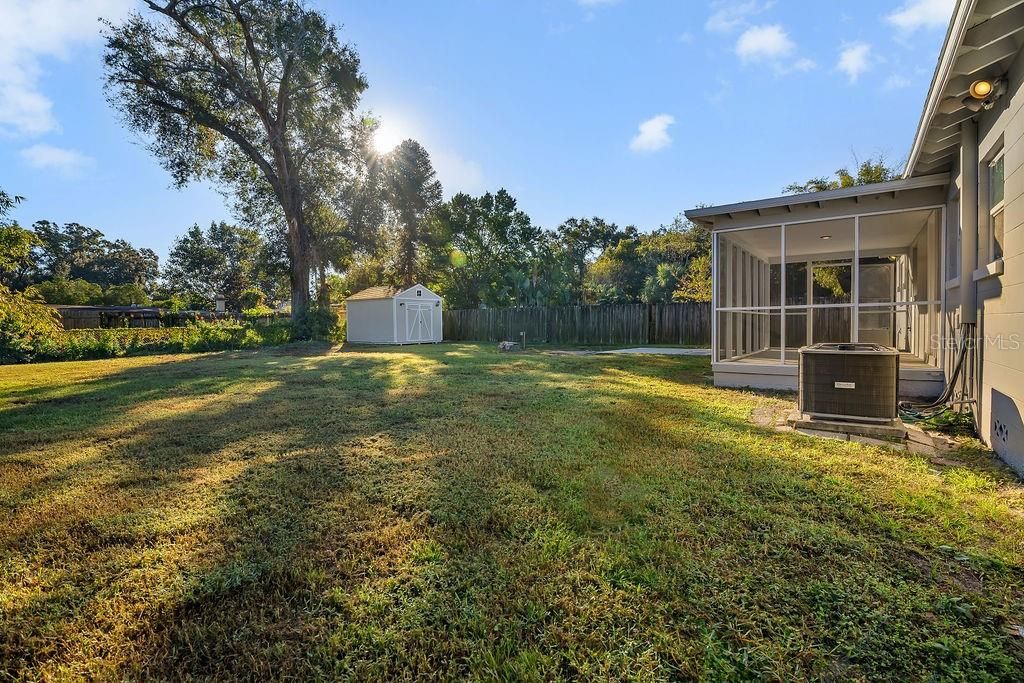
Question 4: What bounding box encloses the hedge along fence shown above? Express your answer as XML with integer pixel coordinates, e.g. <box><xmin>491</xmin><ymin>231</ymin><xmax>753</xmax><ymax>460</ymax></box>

<box><xmin>443</xmin><ymin>302</ymin><xmax>711</xmax><ymax>346</ymax></box>
<box><xmin>34</xmin><ymin>322</ymin><xmax>295</xmax><ymax>362</ymax></box>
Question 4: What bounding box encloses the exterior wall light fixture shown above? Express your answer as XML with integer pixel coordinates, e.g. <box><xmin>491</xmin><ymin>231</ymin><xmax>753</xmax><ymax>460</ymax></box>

<box><xmin>963</xmin><ymin>78</ymin><xmax>1006</xmax><ymax>111</ymax></box>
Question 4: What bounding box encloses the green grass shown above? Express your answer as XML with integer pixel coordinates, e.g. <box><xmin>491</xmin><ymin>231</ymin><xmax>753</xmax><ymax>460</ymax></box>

<box><xmin>1</xmin><ymin>343</ymin><xmax>1022</xmax><ymax>680</ymax></box>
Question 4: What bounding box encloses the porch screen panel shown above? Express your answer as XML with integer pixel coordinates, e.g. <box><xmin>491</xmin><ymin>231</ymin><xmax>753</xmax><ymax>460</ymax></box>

<box><xmin>715</xmin><ymin>226</ymin><xmax>780</xmax><ymax>362</ymax></box>
<box><xmin>859</xmin><ymin>209</ymin><xmax>941</xmax><ymax>363</ymax></box>
<box><xmin>714</xmin><ymin>208</ymin><xmax>944</xmax><ymax>370</ymax></box>
<box><xmin>718</xmin><ymin>311</ymin><xmax>780</xmax><ymax>363</ymax></box>
<box><xmin>786</xmin><ymin>217</ymin><xmax>855</xmax><ymax>348</ymax></box>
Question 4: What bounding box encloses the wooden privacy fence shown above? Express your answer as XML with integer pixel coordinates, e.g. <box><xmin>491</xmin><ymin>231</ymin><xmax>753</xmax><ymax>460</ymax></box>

<box><xmin>443</xmin><ymin>302</ymin><xmax>711</xmax><ymax>346</ymax></box>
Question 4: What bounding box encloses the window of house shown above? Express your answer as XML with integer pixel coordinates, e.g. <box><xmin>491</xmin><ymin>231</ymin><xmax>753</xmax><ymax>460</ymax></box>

<box><xmin>989</xmin><ymin>152</ymin><xmax>1005</xmax><ymax>262</ymax></box>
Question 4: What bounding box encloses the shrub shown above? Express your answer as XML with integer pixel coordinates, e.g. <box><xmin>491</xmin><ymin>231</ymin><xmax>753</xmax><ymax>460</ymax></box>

<box><xmin>159</xmin><ymin>309</ymin><xmax>203</xmax><ymax>327</ymax></box>
<box><xmin>252</xmin><ymin>321</ymin><xmax>293</xmax><ymax>345</ymax></box>
<box><xmin>238</xmin><ymin>288</ymin><xmax>265</xmax><ymax>310</ymax></box>
<box><xmin>242</xmin><ymin>304</ymin><xmax>277</xmax><ymax>319</ymax></box>
<box><xmin>21</xmin><ymin>320</ymin><xmax>297</xmax><ymax>364</ymax></box>
<box><xmin>152</xmin><ymin>295</ymin><xmax>187</xmax><ymax>312</ymax></box>
<box><xmin>0</xmin><ymin>285</ymin><xmax>61</xmax><ymax>363</ymax></box>
<box><xmin>292</xmin><ymin>306</ymin><xmax>344</xmax><ymax>342</ymax></box>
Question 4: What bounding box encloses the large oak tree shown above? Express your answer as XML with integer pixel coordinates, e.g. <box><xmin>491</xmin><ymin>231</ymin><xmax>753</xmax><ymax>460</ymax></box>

<box><xmin>103</xmin><ymin>0</ymin><xmax>368</xmax><ymax>326</ymax></box>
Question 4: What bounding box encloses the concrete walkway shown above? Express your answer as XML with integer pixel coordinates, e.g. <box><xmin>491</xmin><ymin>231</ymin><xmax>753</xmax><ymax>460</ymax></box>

<box><xmin>595</xmin><ymin>347</ymin><xmax>712</xmax><ymax>356</ymax></box>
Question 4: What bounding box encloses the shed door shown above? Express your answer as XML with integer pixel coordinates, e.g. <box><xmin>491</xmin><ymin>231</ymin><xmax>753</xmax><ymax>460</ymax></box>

<box><xmin>405</xmin><ymin>303</ymin><xmax>432</xmax><ymax>342</ymax></box>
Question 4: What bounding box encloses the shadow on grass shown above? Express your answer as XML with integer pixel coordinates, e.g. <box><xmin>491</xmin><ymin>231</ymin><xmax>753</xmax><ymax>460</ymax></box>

<box><xmin>1</xmin><ymin>344</ymin><xmax>1022</xmax><ymax>680</ymax></box>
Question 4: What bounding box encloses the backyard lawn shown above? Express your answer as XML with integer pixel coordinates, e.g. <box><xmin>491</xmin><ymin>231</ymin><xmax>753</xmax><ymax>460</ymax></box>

<box><xmin>2</xmin><ymin>343</ymin><xmax>1023</xmax><ymax>680</ymax></box>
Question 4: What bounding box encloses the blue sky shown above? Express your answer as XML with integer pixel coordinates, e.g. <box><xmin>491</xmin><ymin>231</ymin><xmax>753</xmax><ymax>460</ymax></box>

<box><xmin>0</xmin><ymin>0</ymin><xmax>954</xmax><ymax>261</ymax></box>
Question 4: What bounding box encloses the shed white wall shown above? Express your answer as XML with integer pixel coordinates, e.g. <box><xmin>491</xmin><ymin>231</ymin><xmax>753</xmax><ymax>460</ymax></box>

<box><xmin>346</xmin><ymin>299</ymin><xmax>398</xmax><ymax>343</ymax></box>
<box><xmin>394</xmin><ymin>287</ymin><xmax>443</xmax><ymax>344</ymax></box>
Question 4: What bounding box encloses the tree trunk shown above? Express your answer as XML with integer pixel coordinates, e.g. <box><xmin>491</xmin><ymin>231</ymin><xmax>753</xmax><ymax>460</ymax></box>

<box><xmin>316</xmin><ymin>259</ymin><xmax>330</xmax><ymax>311</ymax></box>
<box><xmin>286</xmin><ymin>210</ymin><xmax>310</xmax><ymax>327</ymax></box>
<box><xmin>289</xmin><ymin>255</ymin><xmax>309</xmax><ymax>316</ymax></box>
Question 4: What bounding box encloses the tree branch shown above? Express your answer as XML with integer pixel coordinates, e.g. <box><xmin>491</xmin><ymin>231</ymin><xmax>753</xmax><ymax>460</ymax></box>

<box><xmin>275</xmin><ymin>54</ymin><xmax>294</xmax><ymax>131</ymax></box>
<box><xmin>145</xmin><ymin>0</ymin><xmax>272</xmax><ymax>126</ymax></box>
<box><xmin>227</xmin><ymin>0</ymin><xmax>271</xmax><ymax>108</ymax></box>
<box><xmin>135</xmin><ymin>82</ymin><xmax>281</xmax><ymax>195</ymax></box>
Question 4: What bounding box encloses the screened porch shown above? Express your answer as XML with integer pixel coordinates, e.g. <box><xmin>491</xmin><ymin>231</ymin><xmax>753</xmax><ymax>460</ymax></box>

<box><xmin>713</xmin><ymin>207</ymin><xmax>944</xmax><ymax>369</ymax></box>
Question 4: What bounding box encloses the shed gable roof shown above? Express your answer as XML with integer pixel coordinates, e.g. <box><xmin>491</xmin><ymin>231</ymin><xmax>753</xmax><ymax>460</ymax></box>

<box><xmin>346</xmin><ymin>284</ymin><xmax>441</xmax><ymax>301</ymax></box>
<box><xmin>394</xmin><ymin>284</ymin><xmax>440</xmax><ymax>300</ymax></box>
<box><xmin>346</xmin><ymin>286</ymin><xmax>401</xmax><ymax>301</ymax></box>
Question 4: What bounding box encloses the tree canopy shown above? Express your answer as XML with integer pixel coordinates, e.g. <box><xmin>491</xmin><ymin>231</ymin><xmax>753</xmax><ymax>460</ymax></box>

<box><xmin>164</xmin><ymin>221</ymin><xmax>287</xmax><ymax>310</ymax></box>
<box><xmin>104</xmin><ymin>0</ymin><xmax>373</xmax><ymax>328</ymax></box>
<box><xmin>332</xmin><ymin>185</ymin><xmax>712</xmax><ymax>309</ymax></box>
<box><xmin>30</xmin><ymin>221</ymin><xmax>159</xmax><ymax>290</ymax></box>
<box><xmin>379</xmin><ymin>140</ymin><xmax>443</xmax><ymax>287</ymax></box>
<box><xmin>784</xmin><ymin>155</ymin><xmax>901</xmax><ymax>194</ymax></box>
<box><xmin>585</xmin><ymin>216</ymin><xmax>711</xmax><ymax>305</ymax></box>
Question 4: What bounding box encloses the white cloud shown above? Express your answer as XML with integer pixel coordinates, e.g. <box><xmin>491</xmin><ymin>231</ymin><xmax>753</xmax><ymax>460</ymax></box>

<box><xmin>431</xmin><ymin>148</ymin><xmax>485</xmax><ymax>196</ymax></box>
<box><xmin>0</xmin><ymin>0</ymin><xmax>133</xmax><ymax>136</ymax></box>
<box><xmin>886</xmin><ymin>0</ymin><xmax>954</xmax><ymax>32</ymax></box>
<box><xmin>792</xmin><ymin>57</ymin><xmax>817</xmax><ymax>72</ymax></box>
<box><xmin>882</xmin><ymin>74</ymin><xmax>912</xmax><ymax>91</ymax></box>
<box><xmin>20</xmin><ymin>143</ymin><xmax>94</xmax><ymax>176</ymax></box>
<box><xmin>735</xmin><ymin>24</ymin><xmax>794</xmax><ymax>62</ymax></box>
<box><xmin>837</xmin><ymin>42</ymin><xmax>872</xmax><ymax>83</ymax></box>
<box><xmin>629</xmin><ymin>114</ymin><xmax>674</xmax><ymax>153</ymax></box>
<box><xmin>705</xmin><ymin>1</ymin><xmax>773</xmax><ymax>33</ymax></box>
<box><xmin>677</xmin><ymin>32</ymin><xmax>694</xmax><ymax>44</ymax></box>
<box><xmin>707</xmin><ymin>77</ymin><xmax>733</xmax><ymax>105</ymax></box>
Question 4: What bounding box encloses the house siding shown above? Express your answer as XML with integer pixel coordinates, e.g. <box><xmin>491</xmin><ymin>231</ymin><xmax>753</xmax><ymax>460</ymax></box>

<box><xmin>973</xmin><ymin>47</ymin><xmax>1024</xmax><ymax>473</ymax></box>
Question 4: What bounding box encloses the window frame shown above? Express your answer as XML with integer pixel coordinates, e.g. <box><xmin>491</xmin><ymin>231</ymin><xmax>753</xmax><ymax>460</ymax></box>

<box><xmin>988</xmin><ymin>150</ymin><xmax>1005</xmax><ymax>265</ymax></box>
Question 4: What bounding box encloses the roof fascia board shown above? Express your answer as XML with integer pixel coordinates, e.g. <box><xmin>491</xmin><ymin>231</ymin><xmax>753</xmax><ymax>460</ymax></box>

<box><xmin>684</xmin><ymin>173</ymin><xmax>949</xmax><ymax>221</ymax></box>
<box><xmin>904</xmin><ymin>0</ymin><xmax>979</xmax><ymax>177</ymax></box>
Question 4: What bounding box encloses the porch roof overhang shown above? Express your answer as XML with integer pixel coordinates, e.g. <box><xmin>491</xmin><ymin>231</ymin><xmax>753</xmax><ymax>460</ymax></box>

<box><xmin>683</xmin><ymin>173</ymin><xmax>950</xmax><ymax>226</ymax></box>
<box><xmin>905</xmin><ymin>0</ymin><xmax>1024</xmax><ymax>177</ymax></box>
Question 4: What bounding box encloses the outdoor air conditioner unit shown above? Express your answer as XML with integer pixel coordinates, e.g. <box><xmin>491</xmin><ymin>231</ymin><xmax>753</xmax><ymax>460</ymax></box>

<box><xmin>799</xmin><ymin>343</ymin><xmax>899</xmax><ymax>422</ymax></box>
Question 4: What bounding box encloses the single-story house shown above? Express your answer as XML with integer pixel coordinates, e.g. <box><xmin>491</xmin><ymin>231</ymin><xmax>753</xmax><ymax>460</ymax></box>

<box><xmin>345</xmin><ymin>284</ymin><xmax>443</xmax><ymax>344</ymax></box>
<box><xmin>686</xmin><ymin>0</ymin><xmax>1024</xmax><ymax>473</ymax></box>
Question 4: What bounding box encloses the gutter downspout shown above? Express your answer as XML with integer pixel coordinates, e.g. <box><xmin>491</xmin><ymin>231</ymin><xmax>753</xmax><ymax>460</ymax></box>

<box><xmin>959</xmin><ymin>119</ymin><xmax>980</xmax><ymax>426</ymax></box>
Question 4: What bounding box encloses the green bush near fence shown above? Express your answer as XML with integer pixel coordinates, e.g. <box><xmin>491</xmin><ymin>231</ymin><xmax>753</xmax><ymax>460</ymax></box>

<box><xmin>0</xmin><ymin>285</ymin><xmax>62</xmax><ymax>364</ymax></box>
<box><xmin>1</xmin><ymin>300</ymin><xmax>347</xmax><ymax>364</ymax></box>
<box><xmin>33</xmin><ymin>321</ymin><xmax>296</xmax><ymax>362</ymax></box>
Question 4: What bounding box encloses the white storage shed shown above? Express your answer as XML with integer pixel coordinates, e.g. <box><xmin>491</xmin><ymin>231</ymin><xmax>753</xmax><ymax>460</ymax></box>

<box><xmin>345</xmin><ymin>284</ymin><xmax>443</xmax><ymax>344</ymax></box>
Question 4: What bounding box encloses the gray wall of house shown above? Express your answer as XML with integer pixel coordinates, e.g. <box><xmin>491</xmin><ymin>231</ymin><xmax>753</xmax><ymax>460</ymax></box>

<box><xmin>968</xmin><ymin>46</ymin><xmax>1024</xmax><ymax>473</ymax></box>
